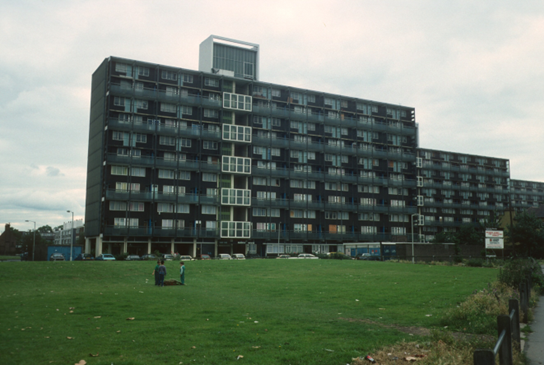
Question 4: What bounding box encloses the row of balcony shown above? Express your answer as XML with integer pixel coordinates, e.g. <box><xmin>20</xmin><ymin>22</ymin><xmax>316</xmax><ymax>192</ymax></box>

<box><xmin>105</xmin><ymin>190</ymin><xmax>418</xmax><ymax>213</ymax></box>
<box><xmin>423</xmin><ymin>201</ymin><xmax>504</xmax><ymax>209</ymax></box>
<box><xmin>103</xmin><ymin>226</ymin><xmax>398</xmax><ymax>241</ymax></box>
<box><xmin>421</xmin><ymin>181</ymin><xmax>509</xmax><ymax>193</ymax></box>
<box><xmin>110</xmin><ymin>84</ymin><xmax>223</xmax><ymax>108</ymax></box>
<box><xmin>106</xmin><ymin>154</ymin><xmax>417</xmax><ymax>186</ymax></box>
<box><xmin>109</xmin><ymin>118</ymin><xmax>416</xmax><ymax>160</ymax></box>
<box><xmin>421</xmin><ymin>163</ymin><xmax>509</xmax><ymax>177</ymax></box>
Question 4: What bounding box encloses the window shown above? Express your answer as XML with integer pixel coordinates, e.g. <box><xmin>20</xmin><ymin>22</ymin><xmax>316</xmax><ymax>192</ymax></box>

<box><xmin>271</xmin><ymin>148</ymin><xmax>280</xmax><ymax>156</ymax></box>
<box><xmin>113</xmin><ymin>96</ymin><xmax>125</xmax><ymax>106</ymax></box>
<box><xmin>115</xmin><ymin>182</ymin><xmax>139</xmax><ymax>191</ymax></box>
<box><xmin>325</xmin><ymin>212</ymin><xmax>349</xmax><ymax>219</ymax></box>
<box><xmin>328</xmin><ymin>225</ymin><xmax>346</xmax><ymax>233</ymax></box>
<box><xmin>178</xmin><ymin>171</ymin><xmax>191</xmax><ymax>180</ymax></box>
<box><xmin>294</xmin><ymin>224</ymin><xmax>312</xmax><ymax>232</ymax></box>
<box><xmin>360</xmin><ymin>198</ymin><xmax>376</xmax><ymax>206</ymax></box>
<box><xmin>358</xmin><ymin>185</ymin><xmax>379</xmax><ymax>194</ymax></box>
<box><xmin>160</xmin><ymin>103</ymin><xmax>176</xmax><ymax>113</ymax></box>
<box><xmin>135</xmin><ymin>134</ymin><xmax>147</xmax><ymax>143</ymax></box>
<box><xmin>391</xmin><ymin>227</ymin><xmax>406</xmax><ymax>235</ymax></box>
<box><xmin>204</xmin><ymin>109</ymin><xmax>219</xmax><ymax>118</ymax></box>
<box><xmin>361</xmin><ymin>226</ymin><xmax>377</xmax><ymax>234</ymax></box>
<box><xmin>271</xmin><ymin>118</ymin><xmax>281</xmax><ymax>127</ymax></box>
<box><xmin>271</xmin><ymin>89</ymin><xmax>281</xmax><ymax>97</ymax></box>
<box><xmin>328</xmin><ymin>196</ymin><xmax>346</xmax><ymax>204</ymax></box>
<box><xmin>307</xmin><ymin>95</ymin><xmax>316</xmax><ymax>103</ymax></box>
<box><xmin>158</xmin><ymin>169</ymin><xmax>175</xmax><ymax>179</ymax></box>
<box><xmin>115</xmin><ymin>63</ymin><xmax>128</xmax><ymax>73</ymax></box>
<box><xmin>290</xmin><ymin>210</ymin><xmax>316</xmax><ymax>219</ymax></box>
<box><xmin>294</xmin><ymin>194</ymin><xmax>312</xmax><ymax>202</ymax></box>
<box><xmin>180</xmin><ymin>105</ymin><xmax>192</xmax><ymax>116</ymax></box>
<box><xmin>116</xmin><ymin>148</ymin><xmax>128</xmax><ymax>156</ymax></box>
<box><xmin>161</xmin><ymin>70</ymin><xmax>177</xmax><ymax>80</ymax></box>
<box><xmin>178</xmin><ymin>138</ymin><xmax>191</xmax><ymax>148</ymax></box>
<box><xmin>114</xmin><ymin>218</ymin><xmax>138</xmax><ymax>227</ymax></box>
<box><xmin>201</xmin><ymin>205</ymin><xmax>217</xmax><ymax>214</ymax></box>
<box><xmin>109</xmin><ymin>201</ymin><xmax>126</xmax><ymax>211</ymax></box>
<box><xmin>359</xmin><ymin>213</ymin><xmax>380</xmax><ymax>221</ymax></box>
<box><xmin>177</xmin><ymin>204</ymin><xmax>190</xmax><ymax>214</ymax></box>
<box><xmin>202</xmin><ymin>173</ymin><xmax>217</xmax><ymax>182</ymax></box>
<box><xmin>182</xmin><ymin>74</ymin><xmax>193</xmax><ymax>83</ymax></box>
<box><xmin>223</xmin><ymin>92</ymin><xmax>252</xmax><ymax>111</ymax></box>
<box><xmin>257</xmin><ymin>191</ymin><xmax>276</xmax><ymax>199</ymax></box>
<box><xmin>204</xmin><ymin>78</ymin><xmax>219</xmax><ymax>87</ymax></box>
<box><xmin>159</xmin><ymin>136</ymin><xmax>176</xmax><ymax>146</ymax></box>
<box><xmin>203</xmin><ymin>141</ymin><xmax>218</xmax><ymax>150</ymax></box>
<box><xmin>129</xmin><ymin>202</ymin><xmax>144</xmax><ymax>211</ymax></box>
<box><xmin>136</xmin><ymin>100</ymin><xmax>148</xmax><ymax>110</ymax></box>
<box><xmin>130</xmin><ymin>167</ymin><xmax>145</xmax><ymax>177</ymax></box>
<box><xmin>137</xmin><ymin>67</ymin><xmax>149</xmax><ymax>77</ymax></box>
<box><xmin>290</xmin><ymin>180</ymin><xmax>316</xmax><ymax>189</ymax></box>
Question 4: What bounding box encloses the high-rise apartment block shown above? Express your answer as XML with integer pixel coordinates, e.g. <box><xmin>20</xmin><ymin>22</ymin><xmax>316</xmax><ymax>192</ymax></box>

<box><xmin>84</xmin><ymin>36</ymin><xmax>542</xmax><ymax>256</ymax></box>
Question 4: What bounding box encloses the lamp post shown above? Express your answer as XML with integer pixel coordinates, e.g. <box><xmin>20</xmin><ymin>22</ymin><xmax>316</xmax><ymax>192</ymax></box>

<box><xmin>25</xmin><ymin>220</ymin><xmax>36</xmax><ymax>261</ymax></box>
<box><xmin>411</xmin><ymin>213</ymin><xmax>419</xmax><ymax>264</ymax></box>
<box><xmin>67</xmin><ymin>210</ymin><xmax>74</xmax><ymax>261</ymax></box>
<box><xmin>278</xmin><ymin>222</ymin><xmax>281</xmax><ymax>246</ymax></box>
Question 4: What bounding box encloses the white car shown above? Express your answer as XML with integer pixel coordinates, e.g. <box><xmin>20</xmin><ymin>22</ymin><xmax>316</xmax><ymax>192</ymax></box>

<box><xmin>232</xmin><ymin>254</ymin><xmax>245</xmax><ymax>260</ymax></box>
<box><xmin>290</xmin><ymin>254</ymin><xmax>318</xmax><ymax>259</ymax></box>
<box><xmin>179</xmin><ymin>255</ymin><xmax>194</xmax><ymax>261</ymax></box>
<box><xmin>217</xmin><ymin>254</ymin><xmax>232</xmax><ymax>260</ymax></box>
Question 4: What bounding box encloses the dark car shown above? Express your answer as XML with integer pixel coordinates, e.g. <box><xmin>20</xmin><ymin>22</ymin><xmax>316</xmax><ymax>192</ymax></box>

<box><xmin>125</xmin><ymin>255</ymin><xmax>141</xmax><ymax>261</ymax></box>
<box><xmin>357</xmin><ymin>254</ymin><xmax>381</xmax><ymax>261</ymax></box>
<box><xmin>75</xmin><ymin>253</ymin><xmax>94</xmax><ymax>261</ymax></box>
<box><xmin>141</xmin><ymin>254</ymin><xmax>158</xmax><ymax>261</ymax></box>
<box><xmin>50</xmin><ymin>253</ymin><xmax>65</xmax><ymax>261</ymax></box>
<box><xmin>199</xmin><ymin>254</ymin><xmax>211</xmax><ymax>260</ymax></box>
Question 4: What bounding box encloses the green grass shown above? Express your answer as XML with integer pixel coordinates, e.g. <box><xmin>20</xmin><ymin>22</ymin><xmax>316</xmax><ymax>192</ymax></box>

<box><xmin>0</xmin><ymin>260</ymin><xmax>498</xmax><ymax>365</ymax></box>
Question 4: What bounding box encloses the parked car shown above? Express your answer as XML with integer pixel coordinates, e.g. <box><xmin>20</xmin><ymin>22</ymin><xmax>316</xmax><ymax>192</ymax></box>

<box><xmin>276</xmin><ymin>254</ymin><xmax>291</xmax><ymax>259</ymax></box>
<box><xmin>75</xmin><ymin>253</ymin><xmax>94</xmax><ymax>261</ymax></box>
<box><xmin>162</xmin><ymin>254</ymin><xmax>175</xmax><ymax>261</ymax></box>
<box><xmin>358</xmin><ymin>255</ymin><xmax>382</xmax><ymax>261</ymax></box>
<box><xmin>199</xmin><ymin>254</ymin><xmax>211</xmax><ymax>260</ymax></box>
<box><xmin>232</xmin><ymin>253</ymin><xmax>245</xmax><ymax>260</ymax></box>
<box><xmin>140</xmin><ymin>254</ymin><xmax>157</xmax><ymax>261</ymax></box>
<box><xmin>217</xmin><ymin>254</ymin><xmax>232</xmax><ymax>260</ymax></box>
<box><xmin>291</xmin><ymin>254</ymin><xmax>318</xmax><ymax>259</ymax></box>
<box><xmin>125</xmin><ymin>255</ymin><xmax>140</xmax><ymax>261</ymax></box>
<box><xmin>179</xmin><ymin>255</ymin><xmax>194</xmax><ymax>261</ymax></box>
<box><xmin>96</xmin><ymin>254</ymin><xmax>116</xmax><ymax>261</ymax></box>
<box><xmin>50</xmin><ymin>253</ymin><xmax>65</xmax><ymax>261</ymax></box>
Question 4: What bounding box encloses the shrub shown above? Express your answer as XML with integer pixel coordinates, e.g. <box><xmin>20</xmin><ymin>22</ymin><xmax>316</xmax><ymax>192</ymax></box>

<box><xmin>498</xmin><ymin>258</ymin><xmax>544</xmax><ymax>294</ymax></box>
<box><xmin>115</xmin><ymin>252</ymin><xmax>128</xmax><ymax>261</ymax></box>
<box><xmin>467</xmin><ymin>258</ymin><xmax>483</xmax><ymax>267</ymax></box>
<box><xmin>329</xmin><ymin>252</ymin><xmax>351</xmax><ymax>260</ymax></box>
<box><xmin>453</xmin><ymin>256</ymin><xmax>463</xmax><ymax>263</ymax></box>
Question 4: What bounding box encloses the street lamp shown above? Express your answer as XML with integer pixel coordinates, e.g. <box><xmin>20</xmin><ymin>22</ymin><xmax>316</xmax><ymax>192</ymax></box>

<box><xmin>67</xmin><ymin>210</ymin><xmax>74</xmax><ymax>261</ymax></box>
<box><xmin>411</xmin><ymin>213</ymin><xmax>419</xmax><ymax>264</ymax></box>
<box><xmin>25</xmin><ymin>220</ymin><xmax>36</xmax><ymax>261</ymax></box>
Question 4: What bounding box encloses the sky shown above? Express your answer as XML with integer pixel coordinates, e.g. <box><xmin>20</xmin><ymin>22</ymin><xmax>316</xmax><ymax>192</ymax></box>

<box><xmin>1</xmin><ymin>0</ymin><xmax>543</xmax><ymax>233</ymax></box>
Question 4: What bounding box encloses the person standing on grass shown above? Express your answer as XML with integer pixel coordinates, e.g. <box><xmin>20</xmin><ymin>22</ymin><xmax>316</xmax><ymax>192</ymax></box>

<box><xmin>179</xmin><ymin>261</ymin><xmax>185</xmax><ymax>285</ymax></box>
<box><xmin>158</xmin><ymin>260</ymin><xmax>167</xmax><ymax>287</ymax></box>
<box><xmin>152</xmin><ymin>260</ymin><xmax>160</xmax><ymax>286</ymax></box>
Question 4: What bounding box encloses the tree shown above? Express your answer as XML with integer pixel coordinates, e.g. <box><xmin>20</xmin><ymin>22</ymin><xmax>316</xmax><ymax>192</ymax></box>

<box><xmin>430</xmin><ymin>231</ymin><xmax>456</xmax><ymax>244</ymax></box>
<box><xmin>506</xmin><ymin>211</ymin><xmax>544</xmax><ymax>258</ymax></box>
<box><xmin>37</xmin><ymin>225</ymin><xmax>53</xmax><ymax>233</ymax></box>
<box><xmin>456</xmin><ymin>225</ymin><xmax>482</xmax><ymax>246</ymax></box>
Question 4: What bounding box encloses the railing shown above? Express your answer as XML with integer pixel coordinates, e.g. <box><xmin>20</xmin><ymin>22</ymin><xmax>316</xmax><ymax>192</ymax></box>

<box><xmin>473</xmin><ymin>299</ymin><xmax>522</xmax><ymax>365</ymax></box>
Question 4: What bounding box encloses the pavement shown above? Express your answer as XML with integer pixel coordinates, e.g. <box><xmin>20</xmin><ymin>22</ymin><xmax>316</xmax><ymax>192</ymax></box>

<box><xmin>525</xmin><ymin>266</ymin><xmax>544</xmax><ymax>365</ymax></box>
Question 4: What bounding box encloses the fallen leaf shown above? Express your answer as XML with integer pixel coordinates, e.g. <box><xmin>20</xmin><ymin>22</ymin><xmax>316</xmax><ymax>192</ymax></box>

<box><xmin>117</xmin><ymin>330</ymin><xmax>121</xmax><ymax>333</ymax></box>
<box><xmin>89</xmin><ymin>353</ymin><xmax>99</xmax><ymax>357</ymax></box>
<box><xmin>126</xmin><ymin>317</ymin><xmax>135</xmax><ymax>321</ymax></box>
<box><xmin>404</xmin><ymin>356</ymin><xmax>419</xmax><ymax>361</ymax></box>
<box><xmin>67</xmin><ymin>336</ymin><xmax>73</xmax><ymax>340</ymax></box>
<box><xmin>69</xmin><ymin>311</ymin><xmax>74</xmax><ymax>314</ymax></box>
<box><xmin>192</xmin><ymin>346</ymin><xmax>196</xmax><ymax>349</ymax></box>
<box><xmin>252</xmin><ymin>346</ymin><xmax>260</xmax><ymax>349</ymax></box>
<box><xmin>254</xmin><ymin>321</ymin><xmax>258</xmax><ymax>323</ymax></box>
<box><xmin>74</xmin><ymin>360</ymin><xmax>86</xmax><ymax>365</ymax></box>
<box><xmin>94</xmin><ymin>316</ymin><xmax>101</xmax><ymax>319</ymax></box>
<box><xmin>236</xmin><ymin>355</ymin><xmax>243</xmax><ymax>360</ymax></box>
<box><xmin>355</xmin><ymin>299</ymin><xmax>359</xmax><ymax>302</ymax></box>
<box><xmin>379</xmin><ymin>308</ymin><xmax>385</xmax><ymax>310</ymax></box>
<box><xmin>425</xmin><ymin>314</ymin><xmax>432</xmax><ymax>317</ymax></box>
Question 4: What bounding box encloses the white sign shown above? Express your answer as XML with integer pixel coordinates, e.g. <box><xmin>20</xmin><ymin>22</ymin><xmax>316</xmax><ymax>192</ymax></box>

<box><xmin>485</xmin><ymin>229</ymin><xmax>504</xmax><ymax>249</ymax></box>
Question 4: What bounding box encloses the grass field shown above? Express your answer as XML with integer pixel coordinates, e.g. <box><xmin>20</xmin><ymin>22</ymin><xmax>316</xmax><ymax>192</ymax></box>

<box><xmin>0</xmin><ymin>259</ymin><xmax>498</xmax><ymax>365</ymax></box>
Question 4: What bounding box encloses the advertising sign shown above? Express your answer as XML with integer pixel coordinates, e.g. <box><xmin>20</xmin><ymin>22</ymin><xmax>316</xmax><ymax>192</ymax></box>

<box><xmin>485</xmin><ymin>230</ymin><xmax>504</xmax><ymax>249</ymax></box>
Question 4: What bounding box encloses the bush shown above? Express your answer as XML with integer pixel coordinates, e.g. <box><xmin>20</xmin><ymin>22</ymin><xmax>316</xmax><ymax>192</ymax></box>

<box><xmin>498</xmin><ymin>258</ymin><xmax>544</xmax><ymax>294</ymax></box>
<box><xmin>467</xmin><ymin>259</ymin><xmax>483</xmax><ymax>267</ymax></box>
<box><xmin>329</xmin><ymin>252</ymin><xmax>351</xmax><ymax>260</ymax></box>
<box><xmin>453</xmin><ymin>256</ymin><xmax>463</xmax><ymax>263</ymax></box>
<box><xmin>115</xmin><ymin>252</ymin><xmax>128</xmax><ymax>261</ymax></box>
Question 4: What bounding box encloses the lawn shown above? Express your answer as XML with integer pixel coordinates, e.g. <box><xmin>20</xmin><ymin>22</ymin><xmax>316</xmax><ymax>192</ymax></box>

<box><xmin>0</xmin><ymin>259</ymin><xmax>498</xmax><ymax>365</ymax></box>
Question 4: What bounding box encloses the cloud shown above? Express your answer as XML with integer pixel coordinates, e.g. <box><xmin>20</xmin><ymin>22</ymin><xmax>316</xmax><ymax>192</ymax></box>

<box><xmin>46</xmin><ymin>167</ymin><xmax>63</xmax><ymax>177</ymax></box>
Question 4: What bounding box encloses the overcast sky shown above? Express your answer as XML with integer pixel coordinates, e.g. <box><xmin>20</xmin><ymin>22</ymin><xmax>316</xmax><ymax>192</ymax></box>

<box><xmin>1</xmin><ymin>0</ymin><xmax>543</xmax><ymax>233</ymax></box>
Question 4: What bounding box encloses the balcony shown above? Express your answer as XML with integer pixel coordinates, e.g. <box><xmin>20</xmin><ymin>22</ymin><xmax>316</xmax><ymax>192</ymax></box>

<box><xmin>220</xmin><ymin>221</ymin><xmax>252</xmax><ymax>238</ymax></box>
<box><xmin>252</xmin><ymin>135</ymin><xmax>289</xmax><ymax>148</ymax></box>
<box><xmin>221</xmin><ymin>188</ymin><xmax>251</xmax><ymax>206</ymax></box>
<box><xmin>251</xmin><ymin>198</ymin><xmax>289</xmax><ymax>209</ymax></box>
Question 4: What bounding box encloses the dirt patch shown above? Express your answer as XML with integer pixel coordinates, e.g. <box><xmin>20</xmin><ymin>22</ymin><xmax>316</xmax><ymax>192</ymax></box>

<box><xmin>339</xmin><ymin>317</ymin><xmax>494</xmax><ymax>342</ymax></box>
